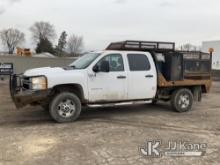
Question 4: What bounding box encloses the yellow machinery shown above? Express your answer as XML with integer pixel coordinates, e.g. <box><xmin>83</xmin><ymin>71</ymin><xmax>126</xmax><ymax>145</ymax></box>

<box><xmin>16</xmin><ymin>47</ymin><xmax>32</xmax><ymax>57</ymax></box>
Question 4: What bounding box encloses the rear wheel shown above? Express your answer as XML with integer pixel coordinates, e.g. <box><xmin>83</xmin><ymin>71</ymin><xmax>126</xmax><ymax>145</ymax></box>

<box><xmin>49</xmin><ymin>92</ymin><xmax>82</xmax><ymax>123</ymax></box>
<box><xmin>171</xmin><ymin>88</ymin><xmax>193</xmax><ymax>112</ymax></box>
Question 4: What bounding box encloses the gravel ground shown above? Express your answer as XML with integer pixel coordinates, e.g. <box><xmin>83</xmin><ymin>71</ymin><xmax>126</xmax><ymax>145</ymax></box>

<box><xmin>0</xmin><ymin>80</ymin><xmax>219</xmax><ymax>165</ymax></box>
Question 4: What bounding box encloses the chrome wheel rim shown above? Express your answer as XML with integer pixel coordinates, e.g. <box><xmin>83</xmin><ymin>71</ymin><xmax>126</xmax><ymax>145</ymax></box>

<box><xmin>57</xmin><ymin>99</ymin><xmax>76</xmax><ymax>118</ymax></box>
<box><xmin>178</xmin><ymin>94</ymin><xmax>190</xmax><ymax>109</ymax></box>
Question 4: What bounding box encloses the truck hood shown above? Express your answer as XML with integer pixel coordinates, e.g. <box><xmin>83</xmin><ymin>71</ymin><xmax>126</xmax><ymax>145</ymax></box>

<box><xmin>23</xmin><ymin>66</ymin><xmax>87</xmax><ymax>89</ymax></box>
<box><xmin>24</xmin><ymin>67</ymin><xmax>66</xmax><ymax>77</ymax></box>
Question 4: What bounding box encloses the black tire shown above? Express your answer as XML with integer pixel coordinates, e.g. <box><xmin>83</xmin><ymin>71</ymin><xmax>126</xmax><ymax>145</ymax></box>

<box><xmin>171</xmin><ymin>88</ymin><xmax>193</xmax><ymax>112</ymax></box>
<box><xmin>49</xmin><ymin>92</ymin><xmax>82</xmax><ymax>123</ymax></box>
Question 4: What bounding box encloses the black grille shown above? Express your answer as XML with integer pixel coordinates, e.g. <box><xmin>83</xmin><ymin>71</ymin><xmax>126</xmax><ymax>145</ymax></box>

<box><xmin>22</xmin><ymin>77</ymin><xmax>31</xmax><ymax>90</ymax></box>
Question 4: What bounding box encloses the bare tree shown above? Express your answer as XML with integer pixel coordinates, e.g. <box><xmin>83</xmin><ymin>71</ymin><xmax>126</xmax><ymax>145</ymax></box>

<box><xmin>0</xmin><ymin>28</ymin><xmax>25</xmax><ymax>54</ymax></box>
<box><xmin>67</xmin><ymin>34</ymin><xmax>84</xmax><ymax>56</ymax></box>
<box><xmin>30</xmin><ymin>21</ymin><xmax>56</xmax><ymax>43</ymax></box>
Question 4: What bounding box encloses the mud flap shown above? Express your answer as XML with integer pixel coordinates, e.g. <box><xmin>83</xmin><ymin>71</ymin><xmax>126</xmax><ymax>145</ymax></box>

<box><xmin>193</xmin><ymin>86</ymin><xmax>202</xmax><ymax>102</ymax></box>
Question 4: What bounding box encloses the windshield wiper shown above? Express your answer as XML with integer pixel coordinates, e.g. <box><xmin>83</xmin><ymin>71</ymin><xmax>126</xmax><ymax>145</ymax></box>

<box><xmin>70</xmin><ymin>65</ymin><xmax>81</xmax><ymax>69</ymax></box>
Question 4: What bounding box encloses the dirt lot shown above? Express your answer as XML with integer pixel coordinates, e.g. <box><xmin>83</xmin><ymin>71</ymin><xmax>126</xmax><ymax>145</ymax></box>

<box><xmin>0</xmin><ymin>80</ymin><xmax>219</xmax><ymax>165</ymax></box>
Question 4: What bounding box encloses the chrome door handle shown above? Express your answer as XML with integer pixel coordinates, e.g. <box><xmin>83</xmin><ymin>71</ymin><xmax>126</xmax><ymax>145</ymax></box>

<box><xmin>117</xmin><ymin>75</ymin><xmax>126</xmax><ymax>79</ymax></box>
<box><xmin>145</xmin><ymin>75</ymin><xmax>154</xmax><ymax>78</ymax></box>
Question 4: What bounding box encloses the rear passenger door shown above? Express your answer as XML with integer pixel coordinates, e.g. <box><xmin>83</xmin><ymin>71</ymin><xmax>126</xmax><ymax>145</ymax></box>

<box><xmin>126</xmin><ymin>53</ymin><xmax>157</xmax><ymax>100</ymax></box>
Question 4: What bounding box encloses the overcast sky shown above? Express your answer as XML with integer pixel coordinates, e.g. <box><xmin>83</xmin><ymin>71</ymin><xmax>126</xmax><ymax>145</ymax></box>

<box><xmin>1</xmin><ymin>0</ymin><xmax>220</xmax><ymax>51</ymax></box>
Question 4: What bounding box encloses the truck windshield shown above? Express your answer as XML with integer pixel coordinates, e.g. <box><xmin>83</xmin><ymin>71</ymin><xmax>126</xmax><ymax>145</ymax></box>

<box><xmin>69</xmin><ymin>53</ymin><xmax>101</xmax><ymax>69</ymax></box>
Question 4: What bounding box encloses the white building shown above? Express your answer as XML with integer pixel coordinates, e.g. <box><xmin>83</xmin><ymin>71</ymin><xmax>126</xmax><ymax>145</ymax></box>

<box><xmin>202</xmin><ymin>41</ymin><xmax>220</xmax><ymax>70</ymax></box>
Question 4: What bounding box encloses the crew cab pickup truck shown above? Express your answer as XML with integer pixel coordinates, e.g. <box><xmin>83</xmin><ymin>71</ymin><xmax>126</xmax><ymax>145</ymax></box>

<box><xmin>10</xmin><ymin>41</ymin><xmax>212</xmax><ymax>123</ymax></box>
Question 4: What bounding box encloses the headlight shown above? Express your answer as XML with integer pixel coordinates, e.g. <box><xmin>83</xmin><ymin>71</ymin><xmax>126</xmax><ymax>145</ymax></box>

<box><xmin>31</xmin><ymin>76</ymin><xmax>47</xmax><ymax>90</ymax></box>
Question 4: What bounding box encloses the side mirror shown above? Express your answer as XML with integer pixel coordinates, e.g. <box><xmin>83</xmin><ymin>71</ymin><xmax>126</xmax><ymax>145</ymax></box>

<box><xmin>100</xmin><ymin>61</ymin><xmax>110</xmax><ymax>72</ymax></box>
<box><xmin>93</xmin><ymin>65</ymin><xmax>99</xmax><ymax>73</ymax></box>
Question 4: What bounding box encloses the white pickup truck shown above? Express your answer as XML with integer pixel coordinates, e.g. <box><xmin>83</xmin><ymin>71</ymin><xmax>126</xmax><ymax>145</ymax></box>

<box><xmin>10</xmin><ymin>41</ymin><xmax>212</xmax><ymax>123</ymax></box>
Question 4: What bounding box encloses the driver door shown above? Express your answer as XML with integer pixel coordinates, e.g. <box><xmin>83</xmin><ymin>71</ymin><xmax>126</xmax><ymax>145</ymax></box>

<box><xmin>88</xmin><ymin>54</ymin><xmax>127</xmax><ymax>103</ymax></box>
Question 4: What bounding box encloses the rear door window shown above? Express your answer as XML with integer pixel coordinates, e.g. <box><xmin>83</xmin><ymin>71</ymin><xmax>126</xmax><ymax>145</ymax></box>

<box><xmin>127</xmin><ymin>54</ymin><xmax>151</xmax><ymax>71</ymax></box>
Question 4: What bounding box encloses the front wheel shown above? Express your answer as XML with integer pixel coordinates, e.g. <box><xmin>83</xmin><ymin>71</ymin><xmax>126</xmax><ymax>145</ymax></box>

<box><xmin>171</xmin><ymin>89</ymin><xmax>193</xmax><ymax>112</ymax></box>
<box><xmin>49</xmin><ymin>92</ymin><xmax>82</xmax><ymax>123</ymax></box>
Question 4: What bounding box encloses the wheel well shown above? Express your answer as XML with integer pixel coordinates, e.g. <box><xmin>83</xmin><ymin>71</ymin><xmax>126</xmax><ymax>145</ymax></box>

<box><xmin>51</xmin><ymin>84</ymin><xmax>85</xmax><ymax>103</ymax></box>
<box><xmin>171</xmin><ymin>86</ymin><xmax>203</xmax><ymax>102</ymax></box>
<box><xmin>170</xmin><ymin>86</ymin><xmax>203</xmax><ymax>94</ymax></box>
<box><xmin>157</xmin><ymin>85</ymin><xmax>203</xmax><ymax>101</ymax></box>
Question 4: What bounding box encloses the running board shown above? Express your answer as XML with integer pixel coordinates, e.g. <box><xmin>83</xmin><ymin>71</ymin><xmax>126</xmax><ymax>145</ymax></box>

<box><xmin>88</xmin><ymin>100</ymin><xmax>152</xmax><ymax>108</ymax></box>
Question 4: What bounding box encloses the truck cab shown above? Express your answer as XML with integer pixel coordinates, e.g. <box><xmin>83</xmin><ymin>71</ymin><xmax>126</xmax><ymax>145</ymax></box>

<box><xmin>85</xmin><ymin>51</ymin><xmax>157</xmax><ymax>103</ymax></box>
<box><xmin>10</xmin><ymin>40</ymin><xmax>212</xmax><ymax>123</ymax></box>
